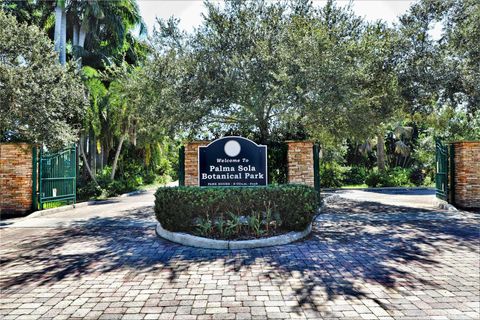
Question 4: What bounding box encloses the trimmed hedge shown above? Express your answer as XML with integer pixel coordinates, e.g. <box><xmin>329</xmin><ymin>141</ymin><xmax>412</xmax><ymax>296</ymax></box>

<box><xmin>154</xmin><ymin>185</ymin><xmax>319</xmax><ymax>237</ymax></box>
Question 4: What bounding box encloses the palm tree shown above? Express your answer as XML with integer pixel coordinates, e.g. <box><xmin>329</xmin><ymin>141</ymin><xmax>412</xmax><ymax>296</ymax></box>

<box><xmin>68</xmin><ymin>0</ymin><xmax>146</xmax><ymax>68</ymax></box>
<box><xmin>63</xmin><ymin>0</ymin><xmax>146</xmax><ymax>181</ymax></box>
<box><xmin>53</xmin><ymin>0</ymin><xmax>66</xmax><ymax>65</ymax></box>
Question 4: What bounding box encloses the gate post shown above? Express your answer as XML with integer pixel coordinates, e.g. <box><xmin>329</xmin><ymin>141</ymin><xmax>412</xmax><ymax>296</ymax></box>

<box><xmin>32</xmin><ymin>146</ymin><xmax>38</xmax><ymax>211</ymax></box>
<box><xmin>313</xmin><ymin>144</ymin><xmax>320</xmax><ymax>193</ymax></box>
<box><xmin>178</xmin><ymin>146</ymin><xmax>185</xmax><ymax>186</ymax></box>
<box><xmin>449</xmin><ymin>143</ymin><xmax>455</xmax><ymax>205</ymax></box>
<box><xmin>39</xmin><ymin>148</ymin><xmax>43</xmax><ymax>210</ymax></box>
<box><xmin>72</xmin><ymin>145</ymin><xmax>77</xmax><ymax>205</ymax></box>
<box><xmin>435</xmin><ymin>139</ymin><xmax>449</xmax><ymax>201</ymax></box>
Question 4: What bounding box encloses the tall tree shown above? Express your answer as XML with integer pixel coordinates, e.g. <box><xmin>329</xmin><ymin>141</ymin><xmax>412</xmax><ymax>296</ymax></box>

<box><xmin>357</xmin><ymin>22</ymin><xmax>402</xmax><ymax>171</ymax></box>
<box><xmin>67</xmin><ymin>0</ymin><xmax>147</xmax><ymax>69</ymax></box>
<box><xmin>0</xmin><ymin>11</ymin><xmax>87</xmax><ymax>149</ymax></box>
<box><xmin>396</xmin><ymin>0</ymin><xmax>479</xmax><ymax>140</ymax></box>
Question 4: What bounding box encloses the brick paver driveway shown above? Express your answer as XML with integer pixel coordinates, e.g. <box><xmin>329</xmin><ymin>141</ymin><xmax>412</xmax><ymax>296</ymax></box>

<box><xmin>1</xmin><ymin>189</ymin><xmax>479</xmax><ymax>319</ymax></box>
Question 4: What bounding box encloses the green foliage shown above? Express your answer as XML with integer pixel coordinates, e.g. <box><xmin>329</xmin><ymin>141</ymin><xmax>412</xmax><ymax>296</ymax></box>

<box><xmin>147</xmin><ymin>1</ymin><xmax>399</xmax><ymax>144</ymax></box>
<box><xmin>0</xmin><ymin>0</ymin><xmax>54</xmax><ymax>31</ymax></box>
<box><xmin>365</xmin><ymin>168</ymin><xmax>415</xmax><ymax>188</ymax></box>
<box><xmin>0</xmin><ymin>12</ymin><xmax>87</xmax><ymax>150</ymax></box>
<box><xmin>77</xmin><ymin>180</ymin><xmax>103</xmax><ymax>200</ymax></box>
<box><xmin>388</xmin><ymin>168</ymin><xmax>414</xmax><ymax>187</ymax></box>
<box><xmin>396</xmin><ymin>0</ymin><xmax>479</xmax><ymax>138</ymax></box>
<box><xmin>365</xmin><ymin>170</ymin><xmax>390</xmax><ymax>188</ymax></box>
<box><xmin>154</xmin><ymin>185</ymin><xmax>319</xmax><ymax>239</ymax></box>
<box><xmin>343</xmin><ymin>166</ymin><xmax>369</xmax><ymax>185</ymax></box>
<box><xmin>66</xmin><ymin>0</ymin><xmax>148</xmax><ymax>69</ymax></box>
<box><xmin>409</xmin><ymin>168</ymin><xmax>426</xmax><ymax>186</ymax></box>
<box><xmin>267</xmin><ymin>141</ymin><xmax>288</xmax><ymax>185</ymax></box>
<box><xmin>319</xmin><ymin>163</ymin><xmax>345</xmax><ymax>188</ymax></box>
<box><xmin>196</xmin><ymin>216</ymin><xmax>213</xmax><ymax>237</ymax></box>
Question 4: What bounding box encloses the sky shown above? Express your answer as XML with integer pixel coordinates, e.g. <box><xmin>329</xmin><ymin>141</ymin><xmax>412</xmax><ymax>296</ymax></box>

<box><xmin>137</xmin><ymin>0</ymin><xmax>417</xmax><ymax>35</ymax></box>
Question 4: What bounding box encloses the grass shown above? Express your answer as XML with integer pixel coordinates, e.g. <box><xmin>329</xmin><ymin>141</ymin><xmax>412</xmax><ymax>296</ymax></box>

<box><xmin>341</xmin><ymin>184</ymin><xmax>368</xmax><ymax>189</ymax></box>
<box><xmin>93</xmin><ymin>177</ymin><xmax>174</xmax><ymax>200</ymax></box>
<box><xmin>41</xmin><ymin>200</ymin><xmax>73</xmax><ymax>209</ymax></box>
<box><xmin>138</xmin><ymin>178</ymin><xmax>172</xmax><ymax>191</ymax></box>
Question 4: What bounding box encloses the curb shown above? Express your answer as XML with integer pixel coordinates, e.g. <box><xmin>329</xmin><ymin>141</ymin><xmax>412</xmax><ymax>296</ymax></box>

<box><xmin>27</xmin><ymin>201</ymin><xmax>95</xmax><ymax>218</ymax></box>
<box><xmin>433</xmin><ymin>198</ymin><xmax>458</xmax><ymax>211</ymax></box>
<box><xmin>155</xmin><ymin>222</ymin><xmax>312</xmax><ymax>250</ymax></box>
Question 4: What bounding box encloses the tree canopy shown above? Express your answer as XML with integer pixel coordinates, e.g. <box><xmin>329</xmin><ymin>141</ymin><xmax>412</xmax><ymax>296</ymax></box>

<box><xmin>0</xmin><ymin>11</ymin><xmax>87</xmax><ymax>149</ymax></box>
<box><xmin>145</xmin><ymin>0</ymin><xmax>478</xmax><ymax>145</ymax></box>
<box><xmin>1</xmin><ymin>0</ymin><xmax>478</xmax><ymax>190</ymax></box>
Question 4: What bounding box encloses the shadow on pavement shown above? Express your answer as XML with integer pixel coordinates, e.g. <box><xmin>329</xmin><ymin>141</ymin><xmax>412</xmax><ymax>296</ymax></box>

<box><xmin>1</xmin><ymin>197</ymin><xmax>479</xmax><ymax>316</ymax></box>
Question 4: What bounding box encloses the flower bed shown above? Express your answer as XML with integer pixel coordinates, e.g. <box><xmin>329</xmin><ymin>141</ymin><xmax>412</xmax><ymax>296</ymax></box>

<box><xmin>154</xmin><ymin>185</ymin><xmax>319</xmax><ymax>240</ymax></box>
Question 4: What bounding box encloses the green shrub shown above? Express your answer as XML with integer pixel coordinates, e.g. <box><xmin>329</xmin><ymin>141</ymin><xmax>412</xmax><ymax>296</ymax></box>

<box><xmin>366</xmin><ymin>168</ymin><xmax>414</xmax><ymax>187</ymax></box>
<box><xmin>343</xmin><ymin>166</ymin><xmax>368</xmax><ymax>185</ymax></box>
<box><xmin>143</xmin><ymin>171</ymin><xmax>157</xmax><ymax>184</ymax></box>
<box><xmin>77</xmin><ymin>180</ymin><xmax>103</xmax><ymax>200</ymax></box>
<box><xmin>365</xmin><ymin>170</ymin><xmax>390</xmax><ymax>187</ymax></box>
<box><xmin>388</xmin><ymin>167</ymin><xmax>413</xmax><ymax>187</ymax></box>
<box><xmin>409</xmin><ymin>168</ymin><xmax>425</xmax><ymax>186</ymax></box>
<box><xmin>319</xmin><ymin>162</ymin><xmax>345</xmax><ymax>188</ymax></box>
<box><xmin>154</xmin><ymin>185</ymin><xmax>319</xmax><ymax>239</ymax></box>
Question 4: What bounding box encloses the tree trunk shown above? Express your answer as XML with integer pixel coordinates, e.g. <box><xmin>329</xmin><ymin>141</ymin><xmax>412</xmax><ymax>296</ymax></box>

<box><xmin>98</xmin><ymin>144</ymin><xmax>104</xmax><ymax>172</ymax></box>
<box><xmin>377</xmin><ymin>133</ymin><xmax>386</xmax><ymax>171</ymax></box>
<box><xmin>82</xmin><ymin>135</ymin><xmax>88</xmax><ymax>180</ymax></box>
<box><xmin>79</xmin><ymin>24</ymin><xmax>87</xmax><ymax>48</ymax></box>
<box><xmin>103</xmin><ymin>141</ymin><xmax>109</xmax><ymax>168</ymax></box>
<box><xmin>60</xmin><ymin>9</ymin><xmax>67</xmax><ymax>65</ymax></box>
<box><xmin>90</xmin><ymin>133</ymin><xmax>97</xmax><ymax>176</ymax></box>
<box><xmin>258</xmin><ymin>119</ymin><xmax>269</xmax><ymax>144</ymax></box>
<box><xmin>76</xmin><ymin>23</ymin><xmax>87</xmax><ymax>67</ymax></box>
<box><xmin>73</xmin><ymin>24</ymin><xmax>79</xmax><ymax>47</ymax></box>
<box><xmin>110</xmin><ymin>134</ymin><xmax>126</xmax><ymax>180</ymax></box>
<box><xmin>79</xmin><ymin>135</ymin><xmax>99</xmax><ymax>186</ymax></box>
<box><xmin>54</xmin><ymin>5</ymin><xmax>62</xmax><ymax>57</ymax></box>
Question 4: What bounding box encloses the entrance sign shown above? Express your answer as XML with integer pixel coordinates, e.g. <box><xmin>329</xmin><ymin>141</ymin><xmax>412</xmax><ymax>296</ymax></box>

<box><xmin>199</xmin><ymin>136</ymin><xmax>267</xmax><ymax>186</ymax></box>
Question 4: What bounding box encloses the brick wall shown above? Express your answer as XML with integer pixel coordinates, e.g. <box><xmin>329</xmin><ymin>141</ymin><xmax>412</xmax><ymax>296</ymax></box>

<box><xmin>286</xmin><ymin>141</ymin><xmax>314</xmax><ymax>187</ymax></box>
<box><xmin>184</xmin><ymin>141</ymin><xmax>210</xmax><ymax>186</ymax></box>
<box><xmin>0</xmin><ymin>143</ymin><xmax>33</xmax><ymax>214</ymax></box>
<box><xmin>453</xmin><ymin>141</ymin><xmax>480</xmax><ymax>209</ymax></box>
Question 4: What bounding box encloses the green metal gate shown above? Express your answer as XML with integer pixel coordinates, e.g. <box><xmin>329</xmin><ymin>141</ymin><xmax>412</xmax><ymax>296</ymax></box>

<box><xmin>35</xmin><ymin>146</ymin><xmax>76</xmax><ymax>209</ymax></box>
<box><xmin>435</xmin><ymin>139</ymin><xmax>449</xmax><ymax>201</ymax></box>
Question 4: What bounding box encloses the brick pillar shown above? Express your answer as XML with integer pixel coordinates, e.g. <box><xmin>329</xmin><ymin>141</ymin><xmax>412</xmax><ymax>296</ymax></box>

<box><xmin>453</xmin><ymin>141</ymin><xmax>480</xmax><ymax>209</ymax></box>
<box><xmin>184</xmin><ymin>141</ymin><xmax>210</xmax><ymax>186</ymax></box>
<box><xmin>286</xmin><ymin>141</ymin><xmax>314</xmax><ymax>187</ymax></box>
<box><xmin>0</xmin><ymin>143</ymin><xmax>33</xmax><ymax>214</ymax></box>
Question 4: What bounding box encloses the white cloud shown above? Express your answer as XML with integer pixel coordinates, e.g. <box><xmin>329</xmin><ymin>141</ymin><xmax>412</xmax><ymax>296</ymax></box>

<box><xmin>138</xmin><ymin>0</ymin><xmax>206</xmax><ymax>34</ymax></box>
<box><xmin>348</xmin><ymin>0</ymin><xmax>415</xmax><ymax>24</ymax></box>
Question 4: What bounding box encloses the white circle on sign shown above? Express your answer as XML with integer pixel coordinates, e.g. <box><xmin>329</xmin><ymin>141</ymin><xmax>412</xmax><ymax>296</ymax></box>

<box><xmin>224</xmin><ymin>140</ymin><xmax>241</xmax><ymax>157</ymax></box>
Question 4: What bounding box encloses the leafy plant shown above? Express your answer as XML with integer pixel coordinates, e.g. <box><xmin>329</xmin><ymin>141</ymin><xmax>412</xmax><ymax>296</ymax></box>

<box><xmin>196</xmin><ymin>216</ymin><xmax>213</xmax><ymax>237</ymax></box>
<box><xmin>215</xmin><ymin>217</ymin><xmax>226</xmax><ymax>238</ymax></box>
<box><xmin>365</xmin><ymin>170</ymin><xmax>390</xmax><ymax>188</ymax></box>
<box><xmin>226</xmin><ymin>213</ymin><xmax>241</xmax><ymax>237</ymax></box>
<box><xmin>154</xmin><ymin>185</ymin><xmax>318</xmax><ymax>239</ymax></box>
<box><xmin>365</xmin><ymin>167</ymin><xmax>414</xmax><ymax>187</ymax></box>
<box><xmin>319</xmin><ymin>162</ymin><xmax>345</xmax><ymax>188</ymax></box>
<box><xmin>343</xmin><ymin>166</ymin><xmax>368</xmax><ymax>185</ymax></box>
<box><xmin>247</xmin><ymin>214</ymin><xmax>262</xmax><ymax>237</ymax></box>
